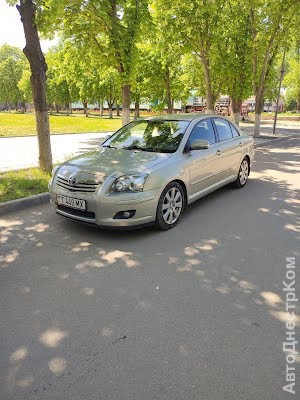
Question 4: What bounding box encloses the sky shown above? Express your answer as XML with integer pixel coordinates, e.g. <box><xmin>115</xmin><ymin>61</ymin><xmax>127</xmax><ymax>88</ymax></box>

<box><xmin>0</xmin><ymin>0</ymin><xmax>57</xmax><ymax>52</ymax></box>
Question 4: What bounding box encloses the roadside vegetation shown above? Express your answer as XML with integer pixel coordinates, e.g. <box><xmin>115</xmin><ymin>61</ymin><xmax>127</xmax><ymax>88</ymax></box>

<box><xmin>0</xmin><ymin>113</ymin><xmax>122</xmax><ymax>137</ymax></box>
<box><xmin>0</xmin><ymin>168</ymin><xmax>51</xmax><ymax>203</ymax></box>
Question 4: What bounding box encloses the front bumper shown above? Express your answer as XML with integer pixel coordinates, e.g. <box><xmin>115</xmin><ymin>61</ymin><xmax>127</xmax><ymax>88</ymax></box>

<box><xmin>49</xmin><ymin>179</ymin><xmax>162</xmax><ymax>228</ymax></box>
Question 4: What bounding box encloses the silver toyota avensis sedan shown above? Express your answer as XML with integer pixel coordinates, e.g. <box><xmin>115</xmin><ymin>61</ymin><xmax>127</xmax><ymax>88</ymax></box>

<box><xmin>49</xmin><ymin>114</ymin><xmax>254</xmax><ymax>230</ymax></box>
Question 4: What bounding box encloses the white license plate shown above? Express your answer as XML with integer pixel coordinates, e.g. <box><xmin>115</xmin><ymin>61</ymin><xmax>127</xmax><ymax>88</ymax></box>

<box><xmin>57</xmin><ymin>195</ymin><xmax>86</xmax><ymax>211</ymax></box>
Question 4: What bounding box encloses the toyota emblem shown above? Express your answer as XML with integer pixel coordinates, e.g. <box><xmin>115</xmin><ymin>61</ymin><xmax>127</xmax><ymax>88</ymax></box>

<box><xmin>68</xmin><ymin>176</ymin><xmax>76</xmax><ymax>186</ymax></box>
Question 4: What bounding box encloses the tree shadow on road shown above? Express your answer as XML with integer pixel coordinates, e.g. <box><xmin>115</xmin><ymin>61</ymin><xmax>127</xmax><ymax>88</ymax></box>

<box><xmin>0</xmin><ymin>139</ymin><xmax>299</xmax><ymax>399</ymax></box>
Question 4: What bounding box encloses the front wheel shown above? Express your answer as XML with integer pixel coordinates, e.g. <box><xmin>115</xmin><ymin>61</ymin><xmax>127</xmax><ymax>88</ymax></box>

<box><xmin>155</xmin><ymin>182</ymin><xmax>184</xmax><ymax>230</ymax></box>
<box><xmin>232</xmin><ymin>157</ymin><xmax>249</xmax><ymax>188</ymax></box>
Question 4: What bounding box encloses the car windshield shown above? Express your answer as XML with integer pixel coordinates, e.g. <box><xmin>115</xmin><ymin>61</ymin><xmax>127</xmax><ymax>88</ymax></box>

<box><xmin>103</xmin><ymin>120</ymin><xmax>190</xmax><ymax>153</ymax></box>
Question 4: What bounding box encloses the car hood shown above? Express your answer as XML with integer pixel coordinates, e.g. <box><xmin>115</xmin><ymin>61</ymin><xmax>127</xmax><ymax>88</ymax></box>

<box><xmin>59</xmin><ymin>147</ymin><xmax>171</xmax><ymax>181</ymax></box>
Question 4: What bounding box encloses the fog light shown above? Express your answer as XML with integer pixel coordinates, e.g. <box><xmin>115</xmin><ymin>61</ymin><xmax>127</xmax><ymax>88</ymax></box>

<box><xmin>113</xmin><ymin>210</ymin><xmax>136</xmax><ymax>219</ymax></box>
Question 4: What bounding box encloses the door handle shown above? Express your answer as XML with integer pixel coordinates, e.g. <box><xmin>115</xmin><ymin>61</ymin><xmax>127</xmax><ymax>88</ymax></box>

<box><xmin>216</xmin><ymin>150</ymin><xmax>221</xmax><ymax>156</ymax></box>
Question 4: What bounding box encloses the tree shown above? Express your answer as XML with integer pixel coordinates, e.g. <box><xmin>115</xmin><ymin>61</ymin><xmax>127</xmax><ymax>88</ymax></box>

<box><xmin>219</xmin><ymin>3</ymin><xmax>253</xmax><ymax>124</ymax></box>
<box><xmin>41</xmin><ymin>0</ymin><xmax>150</xmax><ymax>126</ymax></box>
<box><xmin>283</xmin><ymin>49</ymin><xmax>300</xmax><ymax>112</ymax></box>
<box><xmin>0</xmin><ymin>44</ymin><xmax>26</xmax><ymax>109</ymax></box>
<box><xmin>18</xmin><ymin>68</ymin><xmax>32</xmax><ymax>110</ymax></box>
<box><xmin>7</xmin><ymin>0</ymin><xmax>52</xmax><ymax>171</ymax></box>
<box><xmin>46</xmin><ymin>47</ymin><xmax>74</xmax><ymax>114</ymax></box>
<box><xmin>96</xmin><ymin>68</ymin><xmax>120</xmax><ymax>119</ymax></box>
<box><xmin>153</xmin><ymin>0</ymin><xmax>226</xmax><ymax>113</ymax></box>
<box><xmin>250</xmin><ymin>0</ymin><xmax>300</xmax><ymax>136</ymax></box>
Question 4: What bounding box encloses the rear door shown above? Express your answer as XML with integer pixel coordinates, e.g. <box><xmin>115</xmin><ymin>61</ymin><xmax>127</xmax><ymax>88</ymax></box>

<box><xmin>212</xmin><ymin>117</ymin><xmax>242</xmax><ymax>180</ymax></box>
<box><xmin>187</xmin><ymin>118</ymin><xmax>221</xmax><ymax>196</ymax></box>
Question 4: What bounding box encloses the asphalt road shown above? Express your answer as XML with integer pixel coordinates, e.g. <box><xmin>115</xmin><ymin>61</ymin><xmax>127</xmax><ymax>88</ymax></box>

<box><xmin>1</xmin><ymin>120</ymin><xmax>299</xmax><ymax>172</ymax></box>
<box><xmin>0</xmin><ymin>132</ymin><xmax>109</xmax><ymax>172</ymax></box>
<box><xmin>0</xmin><ymin>138</ymin><xmax>299</xmax><ymax>400</ymax></box>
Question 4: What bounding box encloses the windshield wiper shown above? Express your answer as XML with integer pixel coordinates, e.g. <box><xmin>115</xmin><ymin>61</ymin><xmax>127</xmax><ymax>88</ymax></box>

<box><xmin>102</xmin><ymin>144</ymin><xmax>118</xmax><ymax>149</ymax></box>
<box><xmin>123</xmin><ymin>145</ymin><xmax>156</xmax><ymax>152</ymax></box>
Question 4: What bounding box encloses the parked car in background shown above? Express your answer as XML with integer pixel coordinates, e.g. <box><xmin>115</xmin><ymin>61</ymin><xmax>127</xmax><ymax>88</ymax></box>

<box><xmin>49</xmin><ymin>114</ymin><xmax>254</xmax><ymax>230</ymax></box>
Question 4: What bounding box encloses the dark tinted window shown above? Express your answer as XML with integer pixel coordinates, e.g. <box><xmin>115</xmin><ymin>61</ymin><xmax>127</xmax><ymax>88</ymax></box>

<box><xmin>189</xmin><ymin>119</ymin><xmax>216</xmax><ymax>145</ymax></box>
<box><xmin>214</xmin><ymin>118</ymin><xmax>232</xmax><ymax>141</ymax></box>
<box><xmin>230</xmin><ymin>123</ymin><xmax>240</xmax><ymax>137</ymax></box>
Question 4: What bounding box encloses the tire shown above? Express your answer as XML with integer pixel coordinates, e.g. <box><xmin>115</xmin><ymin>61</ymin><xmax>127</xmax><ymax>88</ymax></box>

<box><xmin>232</xmin><ymin>157</ymin><xmax>250</xmax><ymax>188</ymax></box>
<box><xmin>155</xmin><ymin>182</ymin><xmax>185</xmax><ymax>230</ymax></box>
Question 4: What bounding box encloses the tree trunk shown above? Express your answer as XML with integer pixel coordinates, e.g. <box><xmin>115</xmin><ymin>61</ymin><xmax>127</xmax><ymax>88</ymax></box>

<box><xmin>134</xmin><ymin>100</ymin><xmax>140</xmax><ymax>119</ymax></box>
<box><xmin>17</xmin><ymin>0</ymin><xmax>52</xmax><ymax>172</ymax></box>
<box><xmin>108</xmin><ymin>103</ymin><xmax>113</xmax><ymax>119</ymax></box>
<box><xmin>230</xmin><ymin>98</ymin><xmax>242</xmax><ymax>125</ymax></box>
<box><xmin>55</xmin><ymin>104</ymin><xmax>59</xmax><ymax>113</ymax></box>
<box><xmin>83</xmin><ymin>101</ymin><xmax>88</xmax><ymax>117</ymax></box>
<box><xmin>121</xmin><ymin>84</ymin><xmax>131</xmax><ymax>126</ymax></box>
<box><xmin>65</xmin><ymin>102</ymin><xmax>69</xmax><ymax>116</ymax></box>
<box><xmin>165</xmin><ymin>67</ymin><xmax>173</xmax><ymax>114</ymax></box>
<box><xmin>254</xmin><ymin>91</ymin><xmax>264</xmax><ymax>137</ymax></box>
<box><xmin>116</xmin><ymin>104</ymin><xmax>120</xmax><ymax>116</ymax></box>
<box><xmin>99</xmin><ymin>101</ymin><xmax>103</xmax><ymax>116</ymax></box>
<box><xmin>199</xmin><ymin>52</ymin><xmax>215</xmax><ymax>114</ymax></box>
<box><xmin>297</xmin><ymin>93</ymin><xmax>300</xmax><ymax>113</ymax></box>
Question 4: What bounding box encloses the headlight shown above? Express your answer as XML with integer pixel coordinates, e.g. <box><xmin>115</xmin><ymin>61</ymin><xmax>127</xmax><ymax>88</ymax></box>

<box><xmin>51</xmin><ymin>165</ymin><xmax>60</xmax><ymax>178</ymax></box>
<box><xmin>110</xmin><ymin>174</ymin><xmax>148</xmax><ymax>193</ymax></box>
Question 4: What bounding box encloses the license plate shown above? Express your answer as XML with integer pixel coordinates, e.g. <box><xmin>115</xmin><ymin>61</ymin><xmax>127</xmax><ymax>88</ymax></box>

<box><xmin>57</xmin><ymin>195</ymin><xmax>86</xmax><ymax>211</ymax></box>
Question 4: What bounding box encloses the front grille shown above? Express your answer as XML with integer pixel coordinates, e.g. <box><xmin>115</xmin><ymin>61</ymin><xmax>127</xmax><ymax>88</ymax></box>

<box><xmin>57</xmin><ymin>205</ymin><xmax>95</xmax><ymax>220</ymax></box>
<box><xmin>56</xmin><ymin>174</ymin><xmax>99</xmax><ymax>193</ymax></box>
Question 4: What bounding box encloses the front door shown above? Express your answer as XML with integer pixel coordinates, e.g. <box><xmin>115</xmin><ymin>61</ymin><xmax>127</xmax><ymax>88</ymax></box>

<box><xmin>187</xmin><ymin>118</ymin><xmax>221</xmax><ymax>196</ymax></box>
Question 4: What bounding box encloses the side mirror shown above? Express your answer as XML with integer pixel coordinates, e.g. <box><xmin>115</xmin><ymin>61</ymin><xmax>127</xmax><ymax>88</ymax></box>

<box><xmin>190</xmin><ymin>139</ymin><xmax>210</xmax><ymax>150</ymax></box>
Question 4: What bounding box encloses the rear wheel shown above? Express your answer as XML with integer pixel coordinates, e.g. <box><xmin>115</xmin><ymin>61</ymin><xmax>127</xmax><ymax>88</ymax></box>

<box><xmin>155</xmin><ymin>182</ymin><xmax>184</xmax><ymax>230</ymax></box>
<box><xmin>232</xmin><ymin>157</ymin><xmax>249</xmax><ymax>188</ymax></box>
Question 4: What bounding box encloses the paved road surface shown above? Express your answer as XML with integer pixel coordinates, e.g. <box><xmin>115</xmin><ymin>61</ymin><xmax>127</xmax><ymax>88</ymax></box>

<box><xmin>1</xmin><ymin>121</ymin><xmax>299</xmax><ymax>172</ymax></box>
<box><xmin>0</xmin><ymin>132</ymin><xmax>109</xmax><ymax>172</ymax></box>
<box><xmin>0</xmin><ymin>138</ymin><xmax>299</xmax><ymax>399</ymax></box>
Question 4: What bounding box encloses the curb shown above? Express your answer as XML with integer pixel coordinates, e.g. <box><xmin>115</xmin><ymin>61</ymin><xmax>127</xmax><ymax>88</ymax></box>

<box><xmin>254</xmin><ymin>135</ymin><xmax>292</xmax><ymax>148</ymax></box>
<box><xmin>0</xmin><ymin>192</ymin><xmax>49</xmax><ymax>217</ymax></box>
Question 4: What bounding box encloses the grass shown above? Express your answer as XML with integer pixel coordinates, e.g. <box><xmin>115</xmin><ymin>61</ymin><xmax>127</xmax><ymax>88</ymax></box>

<box><xmin>249</xmin><ymin>112</ymin><xmax>300</xmax><ymax>118</ymax></box>
<box><xmin>0</xmin><ymin>112</ymin><xmax>122</xmax><ymax>137</ymax></box>
<box><xmin>0</xmin><ymin>168</ymin><xmax>51</xmax><ymax>203</ymax></box>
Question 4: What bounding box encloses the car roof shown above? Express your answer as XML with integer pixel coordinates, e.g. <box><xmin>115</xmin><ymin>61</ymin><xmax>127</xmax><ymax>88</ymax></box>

<box><xmin>148</xmin><ymin>113</ymin><xmax>219</xmax><ymax>122</ymax></box>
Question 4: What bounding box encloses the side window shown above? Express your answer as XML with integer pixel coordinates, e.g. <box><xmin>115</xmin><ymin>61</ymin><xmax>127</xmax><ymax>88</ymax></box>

<box><xmin>230</xmin><ymin>123</ymin><xmax>240</xmax><ymax>138</ymax></box>
<box><xmin>188</xmin><ymin>119</ymin><xmax>216</xmax><ymax>145</ymax></box>
<box><xmin>214</xmin><ymin>118</ymin><xmax>233</xmax><ymax>141</ymax></box>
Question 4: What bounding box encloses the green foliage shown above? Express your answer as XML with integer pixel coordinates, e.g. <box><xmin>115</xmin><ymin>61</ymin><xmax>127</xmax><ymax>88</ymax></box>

<box><xmin>4</xmin><ymin>0</ymin><xmax>300</xmax><ymax>120</ymax></box>
<box><xmin>283</xmin><ymin>50</ymin><xmax>300</xmax><ymax>108</ymax></box>
<box><xmin>0</xmin><ymin>44</ymin><xmax>27</xmax><ymax>105</ymax></box>
<box><xmin>46</xmin><ymin>47</ymin><xmax>74</xmax><ymax>106</ymax></box>
<box><xmin>39</xmin><ymin>0</ymin><xmax>150</xmax><ymax>85</ymax></box>
<box><xmin>18</xmin><ymin>69</ymin><xmax>32</xmax><ymax>103</ymax></box>
<box><xmin>250</xmin><ymin>0</ymin><xmax>300</xmax><ymax>109</ymax></box>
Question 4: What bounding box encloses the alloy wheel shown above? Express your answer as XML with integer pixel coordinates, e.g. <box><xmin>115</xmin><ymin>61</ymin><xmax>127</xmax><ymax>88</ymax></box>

<box><xmin>162</xmin><ymin>187</ymin><xmax>183</xmax><ymax>225</ymax></box>
<box><xmin>239</xmin><ymin>159</ymin><xmax>249</xmax><ymax>185</ymax></box>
